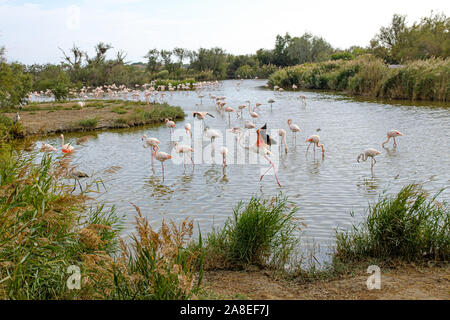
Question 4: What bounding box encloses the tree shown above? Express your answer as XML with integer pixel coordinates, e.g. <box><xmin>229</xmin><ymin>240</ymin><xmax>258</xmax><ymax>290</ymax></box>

<box><xmin>0</xmin><ymin>46</ymin><xmax>5</xmax><ymax>63</ymax></box>
<box><xmin>173</xmin><ymin>47</ymin><xmax>189</xmax><ymax>66</ymax></box>
<box><xmin>144</xmin><ymin>49</ymin><xmax>160</xmax><ymax>73</ymax></box>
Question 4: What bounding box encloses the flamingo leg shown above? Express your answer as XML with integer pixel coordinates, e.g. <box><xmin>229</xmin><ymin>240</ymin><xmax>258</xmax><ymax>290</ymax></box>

<box><xmin>393</xmin><ymin>137</ymin><xmax>397</xmax><ymax>147</ymax></box>
<box><xmin>261</xmin><ymin>155</ymin><xmax>281</xmax><ymax>187</ymax></box>
<box><xmin>162</xmin><ymin>162</ymin><xmax>165</xmax><ymax>181</ymax></box>
<box><xmin>306</xmin><ymin>142</ymin><xmax>311</xmax><ymax>154</ymax></box>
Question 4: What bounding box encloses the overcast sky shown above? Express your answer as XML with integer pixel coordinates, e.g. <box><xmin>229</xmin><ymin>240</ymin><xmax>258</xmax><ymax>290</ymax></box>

<box><xmin>0</xmin><ymin>0</ymin><xmax>448</xmax><ymax>65</ymax></box>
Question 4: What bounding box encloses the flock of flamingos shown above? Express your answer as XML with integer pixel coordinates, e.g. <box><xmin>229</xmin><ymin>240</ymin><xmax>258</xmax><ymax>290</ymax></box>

<box><xmin>32</xmin><ymin>79</ymin><xmax>404</xmax><ymax>187</ymax></box>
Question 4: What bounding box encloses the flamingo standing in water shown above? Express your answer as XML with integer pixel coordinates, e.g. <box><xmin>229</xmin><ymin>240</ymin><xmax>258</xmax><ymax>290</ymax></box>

<box><xmin>357</xmin><ymin>148</ymin><xmax>382</xmax><ymax>175</ymax></box>
<box><xmin>248</xmin><ymin>102</ymin><xmax>259</xmax><ymax>119</ymax></box>
<box><xmin>224</xmin><ymin>106</ymin><xmax>235</xmax><ymax>126</ymax></box>
<box><xmin>173</xmin><ymin>142</ymin><xmax>194</xmax><ymax>168</ymax></box>
<box><xmin>268</xmin><ymin>99</ymin><xmax>275</xmax><ymax>110</ymax></box>
<box><xmin>238</xmin><ymin>127</ymin><xmax>281</xmax><ymax>187</ymax></box>
<box><xmin>153</xmin><ymin>145</ymin><xmax>172</xmax><ymax>181</ymax></box>
<box><xmin>59</xmin><ymin>134</ymin><xmax>74</xmax><ymax>153</ymax></box>
<box><xmin>238</xmin><ymin>104</ymin><xmax>247</xmax><ymax>119</ymax></box>
<box><xmin>220</xmin><ymin>146</ymin><xmax>228</xmax><ymax>167</ymax></box>
<box><xmin>184</xmin><ymin>123</ymin><xmax>192</xmax><ymax>146</ymax></box>
<box><xmin>204</xmin><ymin>126</ymin><xmax>221</xmax><ymax>154</ymax></box>
<box><xmin>306</xmin><ymin>135</ymin><xmax>325</xmax><ymax>159</ymax></box>
<box><xmin>299</xmin><ymin>95</ymin><xmax>306</xmax><ymax>106</ymax></box>
<box><xmin>287</xmin><ymin>119</ymin><xmax>301</xmax><ymax>145</ymax></box>
<box><xmin>382</xmin><ymin>130</ymin><xmax>404</xmax><ymax>148</ymax></box>
<box><xmin>165</xmin><ymin>118</ymin><xmax>176</xmax><ymax>140</ymax></box>
<box><xmin>142</xmin><ymin>135</ymin><xmax>160</xmax><ymax>165</ymax></box>
<box><xmin>278</xmin><ymin>129</ymin><xmax>288</xmax><ymax>154</ymax></box>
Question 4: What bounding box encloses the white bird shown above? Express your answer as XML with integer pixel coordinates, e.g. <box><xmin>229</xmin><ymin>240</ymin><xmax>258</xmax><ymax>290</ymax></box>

<box><xmin>382</xmin><ymin>130</ymin><xmax>404</xmax><ymax>148</ymax></box>
<box><xmin>40</xmin><ymin>142</ymin><xmax>57</xmax><ymax>152</ymax></box>
<box><xmin>204</xmin><ymin>126</ymin><xmax>221</xmax><ymax>153</ymax></box>
<box><xmin>220</xmin><ymin>146</ymin><xmax>228</xmax><ymax>166</ymax></box>
<box><xmin>287</xmin><ymin>119</ymin><xmax>301</xmax><ymax>144</ymax></box>
<box><xmin>77</xmin><ymin>101</ymin><xmax>85</xmax><ymax>108</ymax></box>
<box><xmin>153</xmin><ymin>145</ymin><xmax>172</xmax><ymax>181</ymax></box>
<box><xmin>278</xmin><ymin>129</ymin><xmax>288</xmax><ymax>154</ymax></box>
<box><xmin>141</xmin><ymin>135</ymin><xmax>160</xmax><ymax>165</ymax></box>
<box><xmin>185</xmin><ymin>123</ymin><xmax>192</xmax><ymax>145</ymax></box>
<box><xmin>244</xmin><ymin>120</ymin><xmax>256</xmax><ymax>129</ymax></box>
<box><xmin>173</xmin><ymin>142</ymin><xmax>194</xmax><ymax>167</ymax></box>
<box><xmin>305</xmin><ymin>135</ymin><xmax>325</xmax><ymax>159</ymax></box>
<box><xmin>357</xmin><ymin>148</ymin><xmax>382</xmax><ymax>175</ymax></box>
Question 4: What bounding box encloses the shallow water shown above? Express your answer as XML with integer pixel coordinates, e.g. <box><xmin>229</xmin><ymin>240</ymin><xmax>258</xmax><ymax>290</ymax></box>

<box><xmin>35</xmin><ymin>80</ymin><xmax>450</xmax><ymax>258</ymax></box>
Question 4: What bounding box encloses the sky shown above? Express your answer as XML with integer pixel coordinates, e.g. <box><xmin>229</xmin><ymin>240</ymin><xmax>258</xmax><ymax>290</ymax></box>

<box><xmin>0</xmin><ymin>0</ymin><xmax>448</xmax><ymax>65</ymax></box>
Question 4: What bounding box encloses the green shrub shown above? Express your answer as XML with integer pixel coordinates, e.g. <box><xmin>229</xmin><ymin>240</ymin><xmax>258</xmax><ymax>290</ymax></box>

<box><xmin>335</xmin><ymin>184</ymin><xmax>449</xmax><ymax>263</ymax></box>
<box><xmin>78</xmin><ymin>118</ymin><xmax>98</xmax><ymax>128</ymax></box>
<box><xmin>204</xmin><ymin>194</ymin><xmax>300</xmax><ymax>269</ymax></box>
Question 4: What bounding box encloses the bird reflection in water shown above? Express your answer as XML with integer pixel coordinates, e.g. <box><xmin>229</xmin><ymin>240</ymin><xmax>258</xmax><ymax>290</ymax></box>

<box><xmin>145</xmin><ymin>175</ymin><xmax>174</xmax><ymax>199</ymax></box>
<box><xmin>356</xmin><ymin>176</ymin><xmax>381</xmax><ymax>195</ymax></box>
<box><xmin>306</xmin><ymin>158</ymin><xmax>323</xmax><ymax>175</ymax></box>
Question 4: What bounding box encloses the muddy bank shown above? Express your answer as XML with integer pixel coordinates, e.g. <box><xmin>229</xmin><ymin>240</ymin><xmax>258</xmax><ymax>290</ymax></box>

<box><xmin>202</xmin><ymin>264</ymin><xmax>450</xmax><ymax>300</ymax></box>
<box><xmin>2</xmin><ymin>100</ymin><xmax>185</xmax><ymax>137</ymax></box>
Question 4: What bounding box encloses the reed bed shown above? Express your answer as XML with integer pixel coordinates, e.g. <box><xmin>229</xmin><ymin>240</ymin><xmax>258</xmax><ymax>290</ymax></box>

<box><xmin>268</xmin><ymin>55</ymin><xmax>449</xmax><ymax>102</ymax></box>
<box><xmin>335</xmin><ymin>184</ymin><xmax>449</xmax><ymax>263</ymax></box>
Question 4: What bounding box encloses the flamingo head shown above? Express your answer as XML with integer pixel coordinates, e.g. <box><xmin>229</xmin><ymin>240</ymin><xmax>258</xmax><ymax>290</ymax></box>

<box><xmin>306</xmin><ymin>137</ymin><xmax>313</xmax><ymax>142</ymax></box>
<box><xmin>141</xmin><ymin>134</ymin><xmax>147</xmax><ymax>141</ymax></box>
<box><xmin>287</xmin><ymin>119</ymin><xmax>292</xmax><ymax>125</ymax></box>
<box><xmin>164</xmin><ymin>118</ymin><xmax>169</xmax><ymax>123</ymax></box>
<box><xmin>59</xmin><ymin>134</ymin><xmax>63</xmax><ymax>139</ymax></box>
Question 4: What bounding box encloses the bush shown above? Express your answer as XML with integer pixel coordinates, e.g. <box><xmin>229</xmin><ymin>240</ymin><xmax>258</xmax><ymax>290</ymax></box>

<box><xmin>78</xmin><ymin>118</ymin><xmax>98</xmax><ymax>128</ymax></box>
<box><xmin>335</xmin><ymin>184</ymin><xmax>449</xmax><ymax>263</ymax></box>
<box><xmin>204</xmin><ymin>194</ymin><xmax>300</xmax><ymax>269</ymax></box>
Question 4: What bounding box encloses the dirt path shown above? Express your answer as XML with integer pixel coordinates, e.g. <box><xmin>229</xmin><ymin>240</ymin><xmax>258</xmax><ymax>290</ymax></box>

<box><xmin>203</xmin><ymin>264</ymin><xmax>450</xmax><ymax>300</ymax></box>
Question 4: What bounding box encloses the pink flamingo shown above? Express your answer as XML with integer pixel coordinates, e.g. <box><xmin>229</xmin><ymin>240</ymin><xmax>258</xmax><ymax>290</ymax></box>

<box><xmin>142</xmin><ymin>135</ymin><xmax>160</xmax><ymax>165</ymax></box>
<box><xmin>305</xmin><ymin>135</ymin><xmax>325</xmax><ymax>159</ymax></box>
<box><xmin>278</xmin><ymin>129</ymin><xmax>288</xmax><ymax>154</ymax></box>
<box><xmin>224</xmin><ymin>106</ymin><xmax>235</xmax><ymax>126</ymax></box>
<box><xmin>185</xmin><ymin>123</ymin><xmax>192</xmax><ymax>145</ymax></box>
<box><xmin>238</xmin><ymin>127</ymin><xmax>281</xmax><ymax>187</ymax></box>
<box><xmin>382</xmin><ymin>130</ymin><xmax>404</xmax><ymax>148</ymax></box>
<box><xmin>357</xmin><ymin>148</ymin><xmax>382</xmax><ymax>175</ymax></box>
<box><xmin>173</xmin><ymin>142</ymin><xmax>194</xmax><ymax>168</ymax></box>
<box><xmin>40</xmin><ymin>142</ymin><xmax>57</xmax><ymax>152</ymax></box>
<box><xmin>248</xmin><ymin>102</ymin><xmax>259</xmax><ymax>119</ymax></box>
<box><xmin>59</xmin><ymin>134</ymin><xmax>74</xmax><ymax>153</ymax></box>
<box><xmin>153</xmin><ymin>145</ymin><xmax>172</xmax><ymax>181</ymax></box>
<box><xmin>220</xmin><ymin>146</ymin><xmax>228</xmax><ymax>167</ymax></box>
<box><xmin>165</xmin><ymin>118</ymin><xmax>176</xmax><ymax>140</ymax></box>
<box><xmin>287</xmin><ymin>119</ymin><xmax>301</xmax><ymax>145</ymax></box>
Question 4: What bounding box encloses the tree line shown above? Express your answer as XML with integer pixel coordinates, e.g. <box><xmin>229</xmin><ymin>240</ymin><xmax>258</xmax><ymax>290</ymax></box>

<box><xmin>0</xmin><ymin>12</ymin><xmax>448</xmax><ymax>107</ymax></box>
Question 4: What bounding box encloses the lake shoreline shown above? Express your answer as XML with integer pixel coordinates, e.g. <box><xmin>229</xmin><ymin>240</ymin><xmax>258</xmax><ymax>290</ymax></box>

<box><xmin>202</xmin><ymin>263</ymin><xmax>450</xmax><ymax>299</ymax></box>
<box><xmin>1</xmin><ymin>99</ymin><xmax>185</xmax><ymax>138</ymax></box>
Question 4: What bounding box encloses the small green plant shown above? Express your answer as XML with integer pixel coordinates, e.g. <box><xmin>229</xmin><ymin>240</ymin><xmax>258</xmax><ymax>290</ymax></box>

<box><xmin>335</xmin><ymin>184</ymin><xmax>449</xmax><ymax>263</ymax></box>
<box><xmin>111</xmin><ymin>106</ymin><xmax>127</xmax><ymax>114</ymax></box>
<box><xmin>78</xmin><ymin>118</ymin><xmax>98</xmax><ymax>128</ymax></box>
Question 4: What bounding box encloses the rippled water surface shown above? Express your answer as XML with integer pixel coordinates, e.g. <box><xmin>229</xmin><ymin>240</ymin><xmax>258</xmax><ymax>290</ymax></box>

<box><xmin>38</xmin><ymin>80</ymin><xmax>450</xmax><ymax>255</ymax></box>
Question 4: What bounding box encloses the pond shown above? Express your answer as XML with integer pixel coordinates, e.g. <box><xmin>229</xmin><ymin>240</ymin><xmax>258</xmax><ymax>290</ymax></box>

<box><xmin>35</xmin><ymin>79</ymin><xmax>450</xmax><ymax>260</ymax></box>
